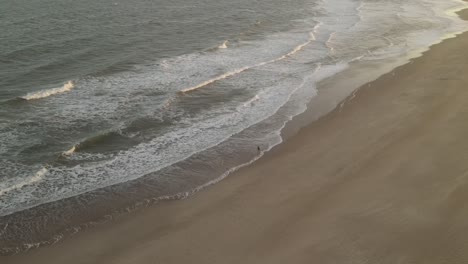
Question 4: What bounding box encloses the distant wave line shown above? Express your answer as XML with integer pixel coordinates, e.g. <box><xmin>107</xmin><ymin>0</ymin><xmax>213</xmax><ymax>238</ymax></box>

<box><xmin>21</xmin><ymin>81</ymin><xmax>75</xmax><ymax>100</ymax></box>
<box><xmin>180</xmin><ymin>32</ymin><xmax>315</xmax><ymax>93</ymax></box>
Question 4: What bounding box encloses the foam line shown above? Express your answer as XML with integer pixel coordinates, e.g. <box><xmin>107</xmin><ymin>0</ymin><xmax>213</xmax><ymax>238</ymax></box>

<box><xmin>243</xmin><ymin>94</ymin><xmax>260</xmax><ymax>107</ymax></box>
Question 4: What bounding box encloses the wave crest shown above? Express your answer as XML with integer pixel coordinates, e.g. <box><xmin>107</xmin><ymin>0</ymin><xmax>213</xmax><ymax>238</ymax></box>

<box><xmin>21</xmin><ymin>81</ymin><xmax>75</xmax><ymax>100</ymax></box>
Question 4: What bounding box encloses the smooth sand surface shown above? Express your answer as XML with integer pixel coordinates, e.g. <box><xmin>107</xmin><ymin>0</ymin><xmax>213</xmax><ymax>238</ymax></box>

<box><xmin>5</xmin><ymin>10</ymin><xmax>468</xmax><ymax>264</ymax></box>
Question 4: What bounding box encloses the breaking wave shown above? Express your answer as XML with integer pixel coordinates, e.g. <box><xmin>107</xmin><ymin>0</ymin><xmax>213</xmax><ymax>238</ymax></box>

<box><xmin>218</xmin><ymin>40</ymin><xmax>228</xmax><ymax>49</ymax></box>
<box><xmin>21</xmin><ymin>81</ymin><xmax>74</xmax><ymax>100</ymax></box>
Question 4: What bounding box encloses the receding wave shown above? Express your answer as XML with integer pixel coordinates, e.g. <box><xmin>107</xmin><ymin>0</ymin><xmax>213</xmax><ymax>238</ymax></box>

<box><xmin>180</xmin><ymin>33</ymin><xmax>315</xmax><ymax>93</ymax></box>
<box><xmin>21</xmin><ymin>81</ymin><xmax>74</xmax><ymax>100</ymax></box>
<box><xmin>0</xmin><ymin>168</ymin><xmax>47</xmax><ymax>196</ymax></box>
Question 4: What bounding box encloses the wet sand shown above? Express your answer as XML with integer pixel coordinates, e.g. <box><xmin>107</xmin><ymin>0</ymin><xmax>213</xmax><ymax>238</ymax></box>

<box><xmin>5</xmin><ymin>9</ymin><xmax>468</xmax><ymax>264</ymax></box>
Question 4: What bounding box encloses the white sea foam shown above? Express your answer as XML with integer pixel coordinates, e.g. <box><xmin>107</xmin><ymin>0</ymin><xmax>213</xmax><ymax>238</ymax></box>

<box><xmin>22</xmin><ymin>81</ymin><xmax>74</xmax><ymax>100</ymax></box>
<box><xmin>0</xmin><ymin>167</ymin><xmax>47</xmax><ymax>196</ymax></box>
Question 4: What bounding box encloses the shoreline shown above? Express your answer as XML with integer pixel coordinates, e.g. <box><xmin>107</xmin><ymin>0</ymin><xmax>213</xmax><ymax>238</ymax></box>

<box><xmin>4</xmin><ymin>8</ymin><xmax>468</xmax><ymax>264</ymax></box>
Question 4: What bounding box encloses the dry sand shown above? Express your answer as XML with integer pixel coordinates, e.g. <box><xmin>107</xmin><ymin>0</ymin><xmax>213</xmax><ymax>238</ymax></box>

<box><xmin>5</xmin><ymin>10</ymin><xmax>468</xmax><ymax>264</ymax></box>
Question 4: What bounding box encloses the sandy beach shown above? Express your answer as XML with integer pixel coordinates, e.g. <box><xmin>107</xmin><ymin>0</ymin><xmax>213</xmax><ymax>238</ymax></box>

<box><xmin>4</xmin><ymin>8</ymin><xmax>468</xmax><ymax>264</ymax></box>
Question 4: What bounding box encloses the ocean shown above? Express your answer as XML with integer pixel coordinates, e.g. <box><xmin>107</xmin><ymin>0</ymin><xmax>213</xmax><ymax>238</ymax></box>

<box><xmin>0</xmin><ymin>0</ymin><xmax>467</xmax><ymax>254</ymax></box>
